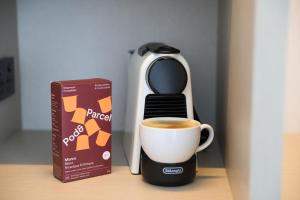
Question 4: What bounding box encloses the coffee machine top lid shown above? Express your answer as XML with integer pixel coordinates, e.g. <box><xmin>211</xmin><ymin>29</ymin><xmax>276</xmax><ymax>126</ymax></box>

<box><xmin>138</xmin><ymin>42</ymin><xmax>180</xmax><ymax>56</ymax></box>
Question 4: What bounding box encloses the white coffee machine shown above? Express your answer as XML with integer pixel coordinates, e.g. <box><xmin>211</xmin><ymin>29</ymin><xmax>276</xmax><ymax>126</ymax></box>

<box><xmin>123</xmin><ymin>43</ymin><xmax>197</xmax><ymax>174</ymax></box>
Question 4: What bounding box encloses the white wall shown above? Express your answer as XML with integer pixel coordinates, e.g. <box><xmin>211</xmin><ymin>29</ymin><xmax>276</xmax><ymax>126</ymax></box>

<box><xmin>0</xmin><ymin>0</ymin><xmax>21</xmax><ymax>140</ymax></box>
<box><xmin>225</xmin><ymin>1</ymin><xmax>254</xmax><ymax>199</ymax></box>
<box><xmin>17</xmin><ymin>0</ymin><xmax>218</xmax><ymax>131</ymax></box>
<box><xmin>284</xmin><ymin>0</ymin><xmax>300</xmax><ymax>134</ymax></box>
<box><xmin>250</xmin><ymin>0</ymin><xmax>287</xmax><ymax>199</ymax></box>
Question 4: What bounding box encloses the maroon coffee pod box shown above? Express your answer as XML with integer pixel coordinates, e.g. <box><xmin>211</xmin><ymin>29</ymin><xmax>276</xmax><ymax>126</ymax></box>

<box><xmin>51</xmin><ymin>78</ymin><xmax>112</xmax><ymax>182</ymax></box>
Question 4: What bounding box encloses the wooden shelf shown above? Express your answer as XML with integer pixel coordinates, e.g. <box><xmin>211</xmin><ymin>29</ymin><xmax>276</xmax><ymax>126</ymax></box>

<box><xmin>0</xmin><ymin>131</ymin><xmax>233</xmax><ymax>200</ymax></box>
<box><xmin>282</xmin><ymin>134</ymin><xmax>300</xmax><ymax>200</ymax></box>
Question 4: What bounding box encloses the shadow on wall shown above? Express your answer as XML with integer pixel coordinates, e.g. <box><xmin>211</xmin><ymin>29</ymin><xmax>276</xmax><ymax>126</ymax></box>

<box><xmin>216</xmin><ymin>0</ymin><xmax>232</xmax><ymax>158</ymax></box>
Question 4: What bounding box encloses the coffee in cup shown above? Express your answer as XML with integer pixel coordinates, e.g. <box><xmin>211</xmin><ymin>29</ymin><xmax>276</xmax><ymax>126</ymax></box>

<box><xmin>142</xmin><ymin>118</ymin><xmax>199</xmax><ymax>129</ymax></box>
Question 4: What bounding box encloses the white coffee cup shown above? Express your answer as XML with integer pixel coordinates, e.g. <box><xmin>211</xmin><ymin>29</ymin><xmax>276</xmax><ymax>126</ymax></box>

<box><xmin>140</xmin><ymin>117</ymin><xmax>214</xmax><ymax>164</ymax></box>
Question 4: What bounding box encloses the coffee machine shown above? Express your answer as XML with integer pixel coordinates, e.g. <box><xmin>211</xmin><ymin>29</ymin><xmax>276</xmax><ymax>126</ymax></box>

<box><xmin>123</xmin><ymin>43</ymin><xmax>207</xmax><ymax>176</ymax></box>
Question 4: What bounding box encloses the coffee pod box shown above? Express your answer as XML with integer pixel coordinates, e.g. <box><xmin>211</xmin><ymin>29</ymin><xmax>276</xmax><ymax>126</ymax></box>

<box><xmin>51</xmin><ymin>78</ymin><xmax>112</xmax><ymax>182</ymax></box>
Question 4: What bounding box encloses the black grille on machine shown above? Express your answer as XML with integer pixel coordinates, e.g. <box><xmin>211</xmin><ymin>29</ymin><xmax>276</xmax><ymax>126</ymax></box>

<box><xmin>143</xmin><ymin>94</ymin><xmax>187</xmax><ymax>119</ymax></box>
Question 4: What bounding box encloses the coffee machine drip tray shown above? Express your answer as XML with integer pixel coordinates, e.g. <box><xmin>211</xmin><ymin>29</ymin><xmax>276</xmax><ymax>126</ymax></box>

<box><xmin>143</xmin><ymin>94</ymin><xmax>187</xmax><ymax>119</ymax></box>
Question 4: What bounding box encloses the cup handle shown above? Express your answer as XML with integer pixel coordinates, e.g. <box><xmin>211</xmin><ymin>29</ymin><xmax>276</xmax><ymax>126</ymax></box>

<box><xmin>196</xmin><ymin>124</ymin><xmax>214</xmax><ymax>152</ymax></box>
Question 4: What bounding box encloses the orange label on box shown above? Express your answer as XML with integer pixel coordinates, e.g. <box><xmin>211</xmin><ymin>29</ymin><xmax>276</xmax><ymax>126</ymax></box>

<box><xmin>62</xmin><ymin>95</ymin><xmax>77</xmax><ymax>112</ymax></box>
<box><xmin>98</xmin><ymin>96</ymin><xmax>112</xmax><ymax>113</ymax></box>
<box><xmin>71</xmin><ymin>108</ymin><xmax>87</xmax><ymax>124</ymax></box>
<box><xmin>85</xmin><ymin>119</ymin><xmax>100</xmax><ymax>136</ymax></box>
<box><xmin>76</xmin><ymin>135</ymin><xmax>90</xmax><ymax>151</ymax></box>
<box><xmin>96</xmin><ymin>130</ymin><xmax>111</xmax><ymax>147</ymax></box>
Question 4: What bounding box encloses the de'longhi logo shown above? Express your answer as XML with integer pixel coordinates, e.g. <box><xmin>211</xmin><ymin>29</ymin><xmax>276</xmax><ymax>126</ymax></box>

<box><xmin>163</xmin><ymin>167</ymin><xmax>184</xmax><ymax>175</ymax></box>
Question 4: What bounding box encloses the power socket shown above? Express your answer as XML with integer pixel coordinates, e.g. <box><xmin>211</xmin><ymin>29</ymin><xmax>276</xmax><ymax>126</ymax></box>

<box><xmin>0</xmin><ymin>57</ymin><xmax>15</xmax><ymax>101</ymax></box>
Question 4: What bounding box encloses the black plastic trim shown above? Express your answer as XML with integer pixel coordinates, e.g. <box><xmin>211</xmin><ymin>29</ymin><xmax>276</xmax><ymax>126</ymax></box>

<box><xmin>147</xmin><ymin>57</ymin><xmax>187</xmax><ymax>94</ymax></box>
<box><xmin>143</xmin><ymin>94</ymin><xmax>187</xmax><ymax>119</ymax></box>
<box><xmin>138</xmin><ymin>42</ymin><xmax>180</xmax><ymax>56</ymax></box>
<box><xmin>141</xmin><ymin>149</ymin><xmax>196</xmax><ymax>186</ymax></box>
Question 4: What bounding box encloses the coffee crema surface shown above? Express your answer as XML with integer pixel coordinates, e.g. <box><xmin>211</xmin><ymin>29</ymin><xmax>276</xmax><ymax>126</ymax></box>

<box><xmin>142</xmin><ymin>119</ymin><xmax>199</xmax><ymax>129</ymax></box>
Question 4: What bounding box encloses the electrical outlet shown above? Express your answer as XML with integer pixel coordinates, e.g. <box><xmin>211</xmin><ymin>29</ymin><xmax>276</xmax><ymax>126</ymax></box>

<box><xmin>0</xmin><ymin>57</ymin><xmax>15</xmax><ymax>101</ymax></box>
